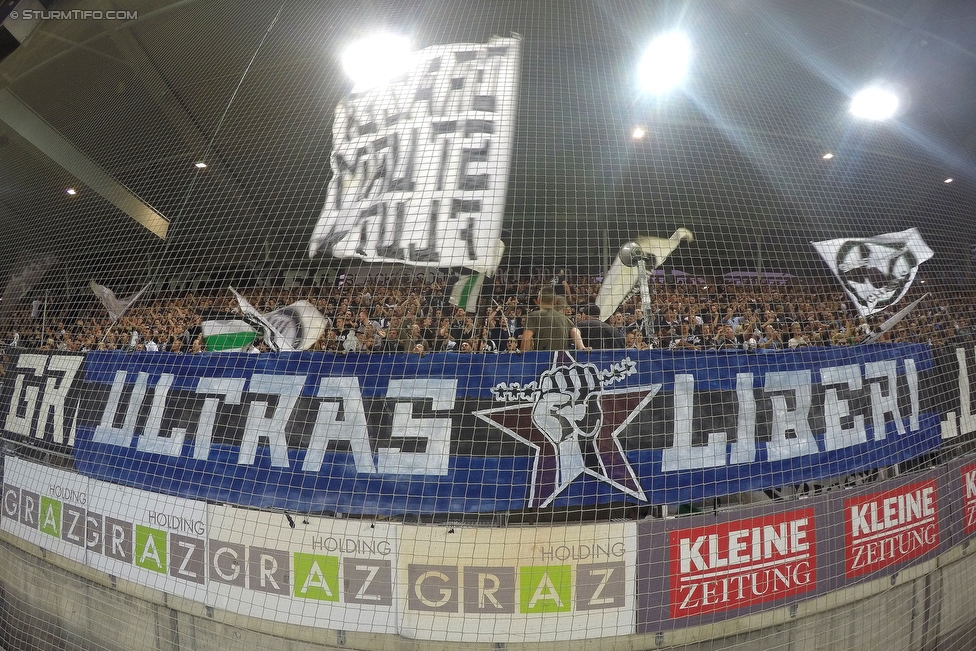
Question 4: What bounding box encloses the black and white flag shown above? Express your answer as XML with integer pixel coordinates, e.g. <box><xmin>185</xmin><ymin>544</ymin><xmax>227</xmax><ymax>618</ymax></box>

<box><xmin>309</xmin><ymin>36</ymin><xmax>521</xmax><ymax>275</ymax></box>
<box><xmin>812</xmin><ymin>228</ymin><xmax>934</xmax><ymax>317</ymax></box>
<box><xmin>228</xmin><ymin>287</ymin><xmax>326</xmax><ymax>352</ymax></box>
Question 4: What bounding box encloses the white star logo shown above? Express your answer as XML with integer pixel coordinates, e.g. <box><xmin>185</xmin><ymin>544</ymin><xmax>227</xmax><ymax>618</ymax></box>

<box><xmin>474</xmin><ymin>352</ymin><xmax>660</xmax><ymax>507</ymax></box>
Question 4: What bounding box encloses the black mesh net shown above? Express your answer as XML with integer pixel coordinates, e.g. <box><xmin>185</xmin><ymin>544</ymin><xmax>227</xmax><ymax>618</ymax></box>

<box><xmin>1</xmin><ymin>1</ymin><xmax>976</xmax><ymax>649</ymax></box>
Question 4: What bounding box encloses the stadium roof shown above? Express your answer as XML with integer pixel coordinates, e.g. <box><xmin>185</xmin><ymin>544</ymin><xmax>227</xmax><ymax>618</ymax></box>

<box><xmin>0</xmin><ymin>0</ymin><xmax>975</xmax><ymax>285</ymax></box>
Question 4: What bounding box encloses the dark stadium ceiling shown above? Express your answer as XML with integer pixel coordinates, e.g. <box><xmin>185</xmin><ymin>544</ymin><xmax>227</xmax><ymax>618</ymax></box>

<box><xmin>0</xmin><ymin>0</ymin><xmax>975</xmax><ymax>284</ymax></box>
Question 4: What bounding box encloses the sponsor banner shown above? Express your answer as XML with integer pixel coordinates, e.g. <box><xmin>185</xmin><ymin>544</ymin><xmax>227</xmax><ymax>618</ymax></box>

<box><xmin>636</xmin><ymin>500</ymin><xmax>828</xmax><ymax>632</ymax></box>
<box><xmin>1</xmin><ymin>457</ymin><xmax>209</xmax><ymax>602</ymax></box>
<box><xmin>397</xmin><ymin>522</ymin><xmax>635</xmax><ymax>642</ymax></box>
<box><xmin>961</xmin><ymin>462</ymin><xmax>976</xmax><ymax>535</ymax></box>
<box><xmin>206</xmin><ymin>505</ymin><xmax>399</xmax><ymax>632</ymax></box>
<box><xmin>637</xmin><ymin>465</ymin><xmax>956</xmax><ymax>631</ymax></box>
<box><xmin>7</xmin><ymin>456</ymin><xmax>976</xmax><ymax>637</ymax></box>
<box><xmin>0</xmin><ymin>344</ymin><xmax>943</xmax><ymax>516</ymax></box>
<box><xmin>843</xmin><ymin>480</ymin><xmax>940</xmax><ymax>578</ymax></box>
<box><xmin>667</xmin><ymin>509</ymin><xmax>817</xmax><ymax>618</ymax></box>
<box><xmin>2</xmin><ymin>457</ymin><xmax>635</xmax><ymax>640</ymax></box>
<box><xmin>1</xmin><ymin>457</ymin><xmax>399</xmax><ymax>634</ymax></box>
<box><xmin>933</xmin><ymin>455</ymin><xmax>976</xmax><ymax>547</ymax></box>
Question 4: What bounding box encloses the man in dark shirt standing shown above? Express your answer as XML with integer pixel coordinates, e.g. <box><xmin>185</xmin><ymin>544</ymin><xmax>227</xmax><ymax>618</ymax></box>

<box><xmin>574</xmin><ymin>303</ymin><xmax>624</xmax><ymax>349</ymax></box>
<box><xmin>521</xmin><ymin>287</ymin><xmax>589</xmax><ymax>352</ymax></box>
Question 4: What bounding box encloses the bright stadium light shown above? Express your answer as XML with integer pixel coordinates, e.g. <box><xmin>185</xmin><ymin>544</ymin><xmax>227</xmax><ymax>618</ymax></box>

<box><xmin>637</xmin><ymin>32</ymin><xmax>691</xmax><ymax>94</ymax></box>
<box><xmin>850</xmin><ymin>86</ymin><xmax>899</xmax><ymax>120</ymax></box>
<box><xmin>632</xmin><ymin>126</ymin><xmax>646</xmax><ymax>139</ymax></box>
<box><xmin>341</xmin><ymin>33</ymin><xmax>413</xmax><ymax>92</ymax></box>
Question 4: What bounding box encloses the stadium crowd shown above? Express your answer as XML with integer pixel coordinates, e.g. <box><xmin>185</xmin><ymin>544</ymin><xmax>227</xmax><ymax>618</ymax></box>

<box><xmin>2</xmin><ymin>268</ymin><xmax>973</xmax><ymax>354</ymax></box>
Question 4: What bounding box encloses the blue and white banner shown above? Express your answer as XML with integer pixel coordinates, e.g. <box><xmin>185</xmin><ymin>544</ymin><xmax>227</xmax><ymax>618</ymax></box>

<box><xmin>0</xmin><ymin>345</ymin><xmax>941</xmax><ymax>515</ymax></box>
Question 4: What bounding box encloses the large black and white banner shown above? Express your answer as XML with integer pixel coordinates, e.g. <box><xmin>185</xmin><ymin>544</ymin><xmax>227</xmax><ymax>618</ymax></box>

<box><xmin>812</xmin><ymin>228</ymin><xmax>934</xmax><ymax>317</ymax></box>
<box><xmin>309</xmin><ymin>36</ymin><xmax>520</xmax><ymax>275</ymax></box>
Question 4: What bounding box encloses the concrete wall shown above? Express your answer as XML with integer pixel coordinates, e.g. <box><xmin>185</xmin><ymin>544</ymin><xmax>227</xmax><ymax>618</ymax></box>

<box><xmin>3</xmin><ymin>528</ymin><xmax>976</xmax><ymax>651</ymax></box>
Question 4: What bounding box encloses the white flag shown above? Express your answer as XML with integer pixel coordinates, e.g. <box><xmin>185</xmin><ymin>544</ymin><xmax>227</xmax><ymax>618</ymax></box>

<box><xmin>595</xmin><ymin>229</ymin><xmax>694</xmax><ymax>320</ymax></box>
<box><xmin>812</xmin><ymin>228</ymin><xmax>934</xmax><ymax>317</ymax></box>
<box><xmin>90</xmin><ymin>281</ymin><xmax>150</xmax><ymax>322</ymax></box>
<box><xmin>0</xmin><ymin>256</ymin><xmax>56</xmax><ymax>319</ymax></box>
<box><xmin>309</xmin><ymin>36</ymin><xmax>521</xmax><ymax>275</ymax></box>
<box><xmin>264</xmin><ymin>301</ymin><xmax>328</xmax><ymax>351</ymax></box>
<box><xmin>860</xmin><ymin>294</ymin><xmax>928</xmax><ymax>345</ymax></box>
<box><xmin>228</xmin><ymin>288</ymin><xmax>326</xmax><ymax>352</ymax></box>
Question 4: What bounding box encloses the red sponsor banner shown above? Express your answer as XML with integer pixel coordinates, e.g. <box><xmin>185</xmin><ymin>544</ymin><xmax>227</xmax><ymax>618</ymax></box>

<box><xmin>844</xmin><ymin>479</ymin><xmax>939</xmax><ymax>578</ymax></box>
<box><xmin>668</xmin><ymin>509</ymin><xmax>817</xmax><ymax>618</ymax></box>
<box><xmin>962</xmin><ymin>463</ymin><xmax>976</xmax><ymax>535</ymax></box>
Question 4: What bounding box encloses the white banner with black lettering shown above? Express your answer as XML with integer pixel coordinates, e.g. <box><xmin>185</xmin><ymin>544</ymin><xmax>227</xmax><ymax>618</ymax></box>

<box><xmin>309</xmin><ymin>36</ymin><xmax>520</xmax><ymax>275</ymax></box>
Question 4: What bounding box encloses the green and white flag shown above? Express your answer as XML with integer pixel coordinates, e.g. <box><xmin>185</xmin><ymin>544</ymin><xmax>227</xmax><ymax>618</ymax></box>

<box><xmin>448</xmin><ymin>270</ymin><xmax>485</xmax><ymax>313</ymax></box>
<box><xmin>201</xmin><ymin>320</ymin><xmax>256</xmax><ymax>351</ymax></box>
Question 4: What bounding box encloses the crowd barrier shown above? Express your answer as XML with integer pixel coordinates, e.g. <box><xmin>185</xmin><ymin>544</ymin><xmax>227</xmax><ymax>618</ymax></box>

<box><xmin>3</xmin><ymin>453</ymin><xmax>976</xmax><ymax>643</ymax></box>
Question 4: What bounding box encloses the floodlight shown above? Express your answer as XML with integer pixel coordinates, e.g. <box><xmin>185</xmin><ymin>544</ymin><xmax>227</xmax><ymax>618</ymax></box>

<box><xmin>341</xmin><ymin>34</ymin><xmax>413</xmax><ymax>92</ymax></box>
<box><xmin>638</xmin><ymin>32</ymin><xmax>691</xmax><ymax>94</ymax></box>
<box><xmin>632</xmin><ymin>126</ymin><xmax>646</xmax><ymax>139</ymax></box>
<box><xmin>850</xmin><ymin>87</ymin><xmax>899</xmax><ymax>120</ymax></box>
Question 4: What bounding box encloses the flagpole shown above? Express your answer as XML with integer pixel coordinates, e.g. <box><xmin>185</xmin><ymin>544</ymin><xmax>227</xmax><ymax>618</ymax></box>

<box><xmin>100</xmin><ymin>319</ymin><xmax>116</xmax><ymax>346</ymax></box>
<box><xmin>617</xmin><ymin>241</ymin><xmax>653</xmax><ymax>342</ymax></box>
<box><xmin>41</xmin><ymin>290</ymin><xmax>47</xmax><ymax>348</ymax></box>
